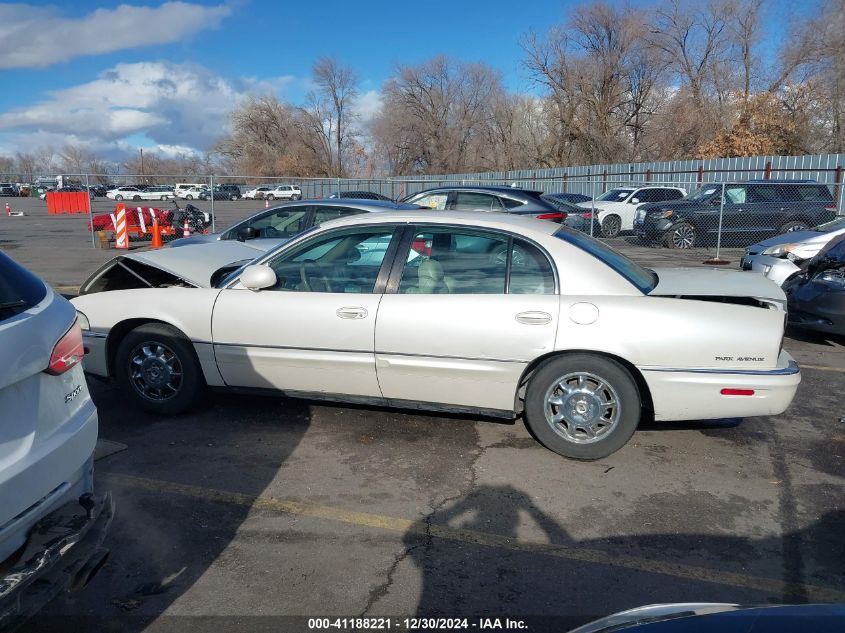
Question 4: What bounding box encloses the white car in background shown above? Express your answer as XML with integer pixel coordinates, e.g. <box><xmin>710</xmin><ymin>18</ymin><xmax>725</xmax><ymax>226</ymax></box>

<box><xmin>579</xmin><ymin>186</ymin><xmax>687</xmax><ymax>237</ymax></box>
<box><xmin>106</xmin><ymin>186</ymin><xmax>173</xmax><ymax>202</ymax></box>
<box><xmin>179</xmin><ymin>186</ymin><xmax>209</xmax><ymax>200</ymax></box>
<box><xmin>741</xmin><ymin>216</ymin><xmax>845</xmax><ymax>285</ymax></box>
<box><xmin>72</xmin><ymin>212</ymin><xmax>799</xmax><ymax>461</ymax></box>
<box><xmin>264</xmin><ymin>184</ymin><xmax>302</xmax><ymax>201</ymax></box>
<box><xmin>0</xmin><ymin>253</ymin><xmax>113</xmax><ymax>626</ymax></box>
<box><xmin>243</xmin><ymin>186</ymin><xmax>272</xmax><ymax>199</ymax></box>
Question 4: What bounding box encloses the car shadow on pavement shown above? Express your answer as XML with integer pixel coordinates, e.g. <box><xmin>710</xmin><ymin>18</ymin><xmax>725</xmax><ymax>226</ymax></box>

<box><xmin>21</xmin><ymin>380</ymin><xmax>313</xmax><ymax>632</ymax></box>
<box><xmin>401</xmin><ymin>484</ymin><xmax>845</xmax><ymax>632</ymax></box>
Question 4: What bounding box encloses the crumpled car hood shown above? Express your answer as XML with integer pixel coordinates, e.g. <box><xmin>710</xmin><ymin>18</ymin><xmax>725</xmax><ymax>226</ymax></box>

<box><xmin>121</xmin><ymin>241</ymin><xmax>265</xmax><ymax>287</ymax></box>
<box><xmin>649</xmin><ymin>267</ymin><xmax>786</xmax><ymax>303</ymax></box>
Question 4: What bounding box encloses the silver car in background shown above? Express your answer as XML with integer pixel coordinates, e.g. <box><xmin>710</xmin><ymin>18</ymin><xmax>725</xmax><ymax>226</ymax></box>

<box><xmin>170</xmin><ymin>199</ymin><xmax>424</xmax><ymax>251</ymax></box>
<box><xmin>741</xmin><ymin>216</ymin><xmax>845</xmax><ymax>286</ymax></box>
<box><xmin>0</xmin><ymin>252</ymin><xmax>113</xmax><ymax>628</ymax></box>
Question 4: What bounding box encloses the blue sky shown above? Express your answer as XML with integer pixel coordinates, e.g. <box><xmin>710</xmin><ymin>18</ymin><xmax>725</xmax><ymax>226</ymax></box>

<box><xmin>0</xmin><ymin>0</ymin><xmax>813</xmax><ymax>160</ymax></box>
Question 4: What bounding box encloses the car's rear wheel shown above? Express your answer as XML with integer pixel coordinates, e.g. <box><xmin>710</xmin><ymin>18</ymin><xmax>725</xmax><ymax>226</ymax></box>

<box><xmin>292</xmin><ymin>194</ymin><xmax>301</xmax><ymax>201</ymax></box>
<box><xmin>600</xmin><ymin>215</ymin><xmax>621</xmax><ymax>238</ymax></box>
<box><xmin>779</xmin><ymin>220</ymin><xmax>810</xmax><ymax>233</ymax></box>
<box><xmin>266</xmin><ymin>194</ymin><xmax>275</xmax><ymax>201</ymax></box>
<box><xmin>115</xmin><ymin>323</ymin><xmax>204</xmax><ymax>415</ymax></box>
<box><xmin>160</xmin><ymin>195</ymin><xmax>167</xmax><ymax>201</ymax></box>
<box><xmin>664</xmin><ymin>222</ymin><xmax>696</xmax><ymax>249</ymax></box>
<box><xmin>132</xmin><ymin>195</ymin><xmax>141</xmax><ymax>200</ymax></box>
<box><xmin>524</xmin><ymin>354</ymin><xmax>641</xmax><ymax>460</ymax></box>
<box><xmin>185</xmin><ymin>194</ymin><xmax>193</xmax><ymax>200</ymax></box>
<box><xmin>230</xmin><ymin>195</ymin><xmax>238</xmax><ymax>201</ymax></box>
<box><xmin>115</xmin><ymin>195</ymin><xmax>123</xmax><ymax>201</ymax></box>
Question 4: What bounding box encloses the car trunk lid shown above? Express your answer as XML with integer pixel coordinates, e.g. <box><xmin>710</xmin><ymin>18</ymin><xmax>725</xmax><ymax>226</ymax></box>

<box><xmin>649</xmin><ymin>267</ymin><xmax>786</xmax><ymax>307</ymax></box>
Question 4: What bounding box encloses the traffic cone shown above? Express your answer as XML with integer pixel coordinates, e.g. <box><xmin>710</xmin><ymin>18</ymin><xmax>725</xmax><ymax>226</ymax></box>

<box><xmin>183</xmin><ymin>218</ymin><xmax>191</xmax><ymax>238</ymax></box>
<box><xmin>4</xmin><ymin>202</ymin><xmax>9</xmax><ymax>216</ymax></box>
<box><xmin>151</xmin><ymin>216</ymin><xmax>163</xmax><ymax>249</ymax></box>
<box><xmin>264</xmin><ymin>199</ymin><xmax>269</xmax><ymax>208</ymax></box>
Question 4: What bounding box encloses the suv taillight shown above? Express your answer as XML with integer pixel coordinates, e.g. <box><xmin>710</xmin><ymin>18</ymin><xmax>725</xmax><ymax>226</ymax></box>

<box><xmin>579</xmin><ymin>212</ymin><xmax>593</xmax><ymax>219</ymax></box>
<box><xmin>535</xmin><ymin>212</ymin><xmax>566</xmax><ymax>221</ymax></box>
<box><xmin>45</xmin><ymin>318</ymin><xmax>85</xmax><ymax>375</ymax></box>
<box><xmin>825</xmin><ymin>203</ymin><xmax>837</xmax><ymax>211</ymax></box>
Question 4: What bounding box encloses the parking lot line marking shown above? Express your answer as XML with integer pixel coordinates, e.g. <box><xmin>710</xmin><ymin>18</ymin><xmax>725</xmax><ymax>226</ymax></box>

<box><xmin>107</xmin><ymin>472</ymin><xmax>845</xmax><ymax>602</ymax></box>
<box><xmin>800</xmin><ymin>363</ymin><xmax>845</xmax><ymax>373</ymax></box>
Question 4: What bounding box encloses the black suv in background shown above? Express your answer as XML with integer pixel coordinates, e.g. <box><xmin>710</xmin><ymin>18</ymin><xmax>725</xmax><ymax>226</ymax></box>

<box><xmin>400</xmin><ymin>186</ymin><xmax>573</xmax><ymax>222</ymax></box>
<box><xmin>635</xmin><ymin>182</ymin><xmax>838</xmax><ymax>248</ymax></box>
<box><xmin>211</xmin><ymin>184</ymin><xmax>242</xmax><ymax>200</ymax></box>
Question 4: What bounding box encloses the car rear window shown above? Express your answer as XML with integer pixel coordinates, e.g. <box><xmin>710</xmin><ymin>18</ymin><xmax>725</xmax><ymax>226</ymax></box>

<box><xmin>0</xmin><ymin>251</ymin><xmax>47</xmax><ymax>322</ymax></box>
<box><xmin>554</xmin><ymin>227</ymin><xmax>657</xmax><ymax>293</ymax></box>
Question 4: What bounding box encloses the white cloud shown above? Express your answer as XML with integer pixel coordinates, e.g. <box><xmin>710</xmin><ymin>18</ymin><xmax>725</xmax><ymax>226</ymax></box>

<box><xmin>0</xmin><ymin>2</ymin><xmax>231</xmax><ymax>69</ymax></box>
<box><xmin>0</xmin><ymin>61</ymin><xmax>292</xmax><ymax>153</ymax></box>
<box><xmin>354</xmin><ymin>89</ymin><xmax>383</xmax><ymax>123</ymax></box>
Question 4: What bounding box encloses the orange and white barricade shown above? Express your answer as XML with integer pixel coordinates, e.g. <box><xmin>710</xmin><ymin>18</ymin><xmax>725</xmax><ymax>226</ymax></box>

<box><xmin>112</xmin><ymin>204</ymin><xmax>129</xmax><ymax>249</ymax></box>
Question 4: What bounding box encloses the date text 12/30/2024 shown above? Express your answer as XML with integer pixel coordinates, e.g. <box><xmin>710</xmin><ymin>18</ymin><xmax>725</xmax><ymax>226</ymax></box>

<box><xmin>308</xmin><ymin>618</ymin><xmax>529</xmax><ymax>630</ymax></box>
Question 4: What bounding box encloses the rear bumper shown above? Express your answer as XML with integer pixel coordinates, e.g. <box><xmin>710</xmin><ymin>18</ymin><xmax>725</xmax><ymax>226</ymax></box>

<box><xmin>0</xmin><ymin>491</ymin><xmax>114</xmax><ymax>629</ymax></box>
<box><xmin>640</xmin><ymin>351</ymin><xmax>801</xmax><ymax>421</ymax></box>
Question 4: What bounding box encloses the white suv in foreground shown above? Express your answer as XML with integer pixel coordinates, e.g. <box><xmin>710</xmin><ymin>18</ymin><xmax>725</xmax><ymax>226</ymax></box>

<box><xmin>0</xmin><ymin>252</ymin><xmax>113</xmax><ymax>627</ymax></box>
<box><xmin>264</xmin><ymin>184</ymin><xmax>302</xmax><ymax>201</ymax></box>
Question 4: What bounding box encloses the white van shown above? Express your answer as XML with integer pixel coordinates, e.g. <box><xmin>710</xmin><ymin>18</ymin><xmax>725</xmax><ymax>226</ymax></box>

<box><xmin>174</xmin><ymin>183</ymin><xmax>205</xmax><ymax>197</ymax></box>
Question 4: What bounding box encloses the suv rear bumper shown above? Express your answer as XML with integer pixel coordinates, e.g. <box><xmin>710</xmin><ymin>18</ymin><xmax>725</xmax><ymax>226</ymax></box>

<box><xmin>0</xmin><ymin>491</ymin><xmax>114</xmax><ymax>628</ymax></box>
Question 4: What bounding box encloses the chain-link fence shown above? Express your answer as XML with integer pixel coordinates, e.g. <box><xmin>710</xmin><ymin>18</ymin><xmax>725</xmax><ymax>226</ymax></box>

<box><xmin>1</xmin><ymin>165</ymin><xmax>843</xmax><ymax>263</ymax></box>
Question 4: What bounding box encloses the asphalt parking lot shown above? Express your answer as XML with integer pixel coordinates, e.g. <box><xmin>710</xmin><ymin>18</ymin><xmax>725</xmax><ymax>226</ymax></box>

<box><xmin>3</xmin><ymin>197</ymin><xmax>844</xmax><ymax>632</ymax></box>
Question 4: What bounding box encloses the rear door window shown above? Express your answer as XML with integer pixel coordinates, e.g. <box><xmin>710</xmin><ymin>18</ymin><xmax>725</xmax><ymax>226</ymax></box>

<box><xmin>410</xmin><ymin>193</ymin><xmax>448</xmax><ymax>210</ymax></box>
<box><xmin>453</xmin><ymin>192</ymin><xmax>504</xmax><ymax>212</ymax></box>
<box><xmin>312</xmin><ymin>205</ymin><xmax>366</xmax><ymax>225</ymax></box>
<box><xmin>724</xmin><ymin>186</ymin><xmax>748</xmax><ymax>204</ymax></box>
<box><xmin>0</xmin><ymin>252</ymin><xmax>47</xmax><ymax>322</ymax></box>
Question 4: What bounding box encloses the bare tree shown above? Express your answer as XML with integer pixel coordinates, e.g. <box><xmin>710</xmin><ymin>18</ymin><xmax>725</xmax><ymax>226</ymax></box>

<box><xmin>307</xmin><ymin>57</ymin><xmax>360</xmax><ymax>177</ymax></box>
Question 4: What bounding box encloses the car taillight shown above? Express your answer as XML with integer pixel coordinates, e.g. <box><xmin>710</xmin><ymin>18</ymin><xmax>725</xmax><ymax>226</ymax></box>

<box><xmin>720</xmin><ymin>388</ymin><xmax>755</xmax><ymax>396</ymax></box>
<box><xmin>579</xmin><ymin>212</ymin><xmax>593</xmax><ymax>219</ymax></box>
<box><xmin>534</xmin><ymin>212</ymin><xmax>566</xmax><ymax>221</ymax></box>
<box><xmin>411</xmin><ymin>238</ymin><xmax>432</xmax><ymax>256</ymax></box>
<box><xmin>825</xmin><ymin>203</ymin><xmax>837</xmax><ymax>211</ymax></box>
<box><xmin>45</xmin><ymin>318</ymin><xmax>85</xmax><ymax>375</ymax></box>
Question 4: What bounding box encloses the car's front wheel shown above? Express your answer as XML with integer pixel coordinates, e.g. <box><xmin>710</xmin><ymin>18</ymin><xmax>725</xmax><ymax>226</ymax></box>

<box><xmin>524</xmin><ymin>354</ymin><xmax>641</xmax><ymax>460</ymax></box>
<box><xmin>292</xmin><ymin>194</ymin><xmax>301</xmax><ymax>201</ymax></box>
<box><xmin>115</xmin><ymin>323</ymin><xmax>204</xmax><ymax>415</ymax></box>
<box><xmin>265</xmin><ymin>194</ymin><xmax>275</xmax><ymax>201</ymax></box>
<box><xmin>160</xmin><ymin>195</ymin><xmax>168</xmax><ymax>201</ymax></box>
<box><xmin>779</xmin><ymin>220</ymin><xmax>810</xmax><ymax>233</ymax></box>
<box><xmin>664</xmin><ymin>222</ymin><xmax>696</xmax><ymax>249</ymax></box>
<box><xmin>185</xmin><ymin>194</ymin><xmax>193</xmax><ymax>200</ymax></box>
<box><xmin>600</xmin><ymin>215</ymin><xmax>622</xmax><ymax>238</ymax></box>
<box><xmin>115</xmin><ymin>195</ymin><xmax>124</xmax><ymax>201</ymax></box>
<box><xmin>132</xmin><ymin>195</ymin><xmax>141</xmax><ymax>200</ymax></box>
<box><xmin>230</xmin><ymin>195</ymin><xmax>238</xmax><ymax>201</ymax></box>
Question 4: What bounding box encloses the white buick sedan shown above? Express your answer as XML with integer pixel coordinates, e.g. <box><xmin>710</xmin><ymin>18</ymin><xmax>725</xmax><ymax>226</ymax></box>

<box><xmin>71</xmin><ymin>212</ymin><xmax>800</xmax><ymax>459</ymax></box>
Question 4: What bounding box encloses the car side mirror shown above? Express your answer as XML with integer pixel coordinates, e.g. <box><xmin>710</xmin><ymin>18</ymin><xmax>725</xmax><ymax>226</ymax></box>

<box><xmin>240</xmin><ymin>264</ymin><xmax>276</xmax><ymax>291</ymax></box>
<box><xmin>629</xmin><ymin>198</ymin><xmax>640</xmax><ymax>204</ymax></box>
<box><xmin>237</xmin><ymin>226</ymin><xmax>257</xmax><ymax>241</ymax></box>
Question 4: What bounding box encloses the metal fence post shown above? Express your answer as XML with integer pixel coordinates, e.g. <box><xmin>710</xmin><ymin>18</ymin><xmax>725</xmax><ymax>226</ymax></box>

<box><xmin>209</xmin><ymin>174</ymin><xmax>215</xmax><ymax>232</ymax></box>
<box><xmin>85</xmin><ymin>173</ymin><xmax>95</xmax><ymax>249</ymax></box>
<box><xmin>715</xmin><ymin>183</ymin><xmax>726</xmax><ymax>259</ymax></box>
<box><xmin>590</xmin><ymin>178</ymin><xmax>596</xmax><ymax>238</ymax></box>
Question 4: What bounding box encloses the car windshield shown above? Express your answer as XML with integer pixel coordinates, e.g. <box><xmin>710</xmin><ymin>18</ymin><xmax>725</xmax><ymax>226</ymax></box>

<box><xmin>596</xmin><ymin>188</ymin><xmax>633</xmax><ymax>202</ymax></box>
<box><xmin>687</xmin><ymin>185</ymin><xmax>722</xmax><ymax>202</ymax></box>
<box><xmin>554</xmin><ymin>227</ymin><xmax>658</xmax><ymax>293</ymax></box>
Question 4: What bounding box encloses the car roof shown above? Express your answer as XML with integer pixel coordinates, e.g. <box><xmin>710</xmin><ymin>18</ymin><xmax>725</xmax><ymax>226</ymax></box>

<box><xmin>314</xmin><ymin>210</ymin><xmax>561</xmax><ymax>237</ymax></box>
<box><xmin>409</xmin><ymin>185</ymin><xmax>546</xmax><ymax>197</ymax></box>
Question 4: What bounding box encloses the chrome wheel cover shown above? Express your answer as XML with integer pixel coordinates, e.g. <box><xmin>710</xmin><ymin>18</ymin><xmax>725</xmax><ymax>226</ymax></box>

<box><xmin>128</xmin><ymin>341</ymin><xmax>183</xmax><ymax>402</ymax></box>
<box><xmin>544</xmin><ymin>372</ymin><xmax>620</xmax><ymax>444</ymax></box>
<box><xmin>672</xmin><ymin>225</ymin><xmax>694</xmax><ymax>248</ymax></box>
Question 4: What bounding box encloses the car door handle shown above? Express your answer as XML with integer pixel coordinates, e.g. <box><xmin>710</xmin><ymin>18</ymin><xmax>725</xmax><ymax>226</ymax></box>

<box><xmin>516</xmin><ymin>311</ymin><xmax>552</xmax><ymax>325</ymax></box>
<box><xmin>336</xmin><ymin>307</ymin><xmax>368</xmax><ymax>319</ymax></box>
